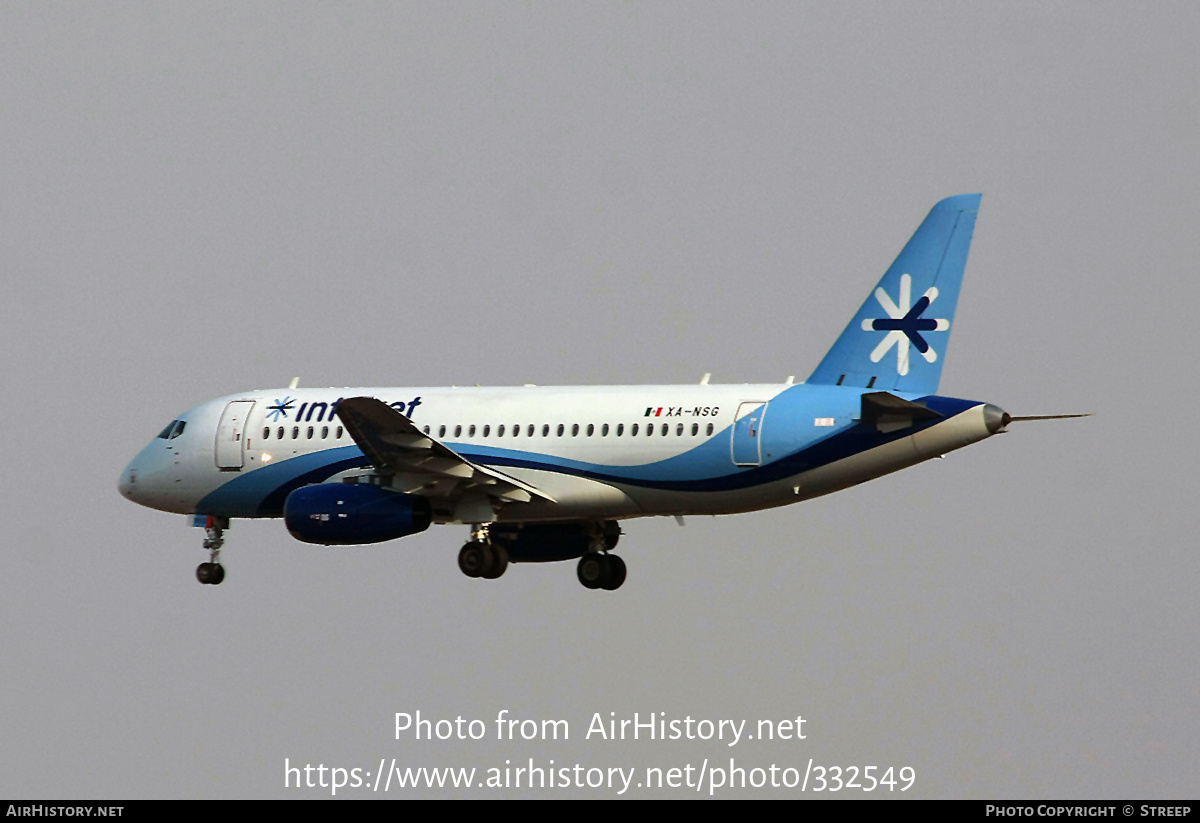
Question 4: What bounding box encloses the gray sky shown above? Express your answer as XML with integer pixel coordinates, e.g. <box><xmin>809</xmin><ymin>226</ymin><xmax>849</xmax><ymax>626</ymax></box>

<box><xmin>2</xmin><ymin>1</ymin><xmax>1196</xmax><ymax>798</ymax></box>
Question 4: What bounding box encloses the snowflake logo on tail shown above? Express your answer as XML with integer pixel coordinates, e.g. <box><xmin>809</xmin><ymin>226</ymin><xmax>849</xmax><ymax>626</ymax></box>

<box><xmin>861</xmin><ymin>273</ymin><xmax>949</xmax><ymax>375</ymax></box>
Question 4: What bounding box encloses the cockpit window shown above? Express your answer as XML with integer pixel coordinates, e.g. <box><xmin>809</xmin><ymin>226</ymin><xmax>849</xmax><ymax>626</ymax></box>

<box><xmin>157</xmin><ymin>420</ymin><xmax>186</xmax><ymax>440</ymax></box>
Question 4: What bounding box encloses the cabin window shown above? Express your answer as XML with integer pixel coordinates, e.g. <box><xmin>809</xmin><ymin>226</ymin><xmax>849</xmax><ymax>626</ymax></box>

<box><xmin>483</xmin><ymin>425</ymin><xmax>491</xmax><ymax>437</ymax></box>
<box><xmin>497</xmin><ymin>424</ymin><xmax>505</xmax><ymax>437</ymax></box>
<box><xmin>676</xmin><ymin>423</ymin><xmax>684</xmax><ymax>436</ymax></box>
<box><xmin>706</xmin><ymin>423</ymin><xmax>714</xmax><ymax>436</ymax></box>
<box><xmin>602</xmin><ymin>423</ymin><xmax>609</xmax><ymax>436</ymax></box>
<box><xmin>336</xmin><ymin>426</ymin><xmax>344</xmax><ymax>439</ymax></box>
<box><xmin>646</xmin><ymin>424</ymin><xmax>654</xmax><ymax>437</ymax></box>
<box><xmin>691</xmin><ymin>423</ymin><xmax>698</xmax><ymax>436</ymax></box>
<box><xmin>617</xmin><ymin>423</ymin><xmax>624</xmax><ymax>436</ymax></box>
<box><xmin>571</xmin><ymin>424</ymin><xmax>579</xmax><ymax>437</ymax></box>
<box><xmin>630</xmin><ymin>423</ymin><xmax>638</xmax><ymax>436</ymax></box>
<box><xmin>661</xmin><ymin>423</ymin><xmax>669</xmax><ymax>436</ymax></box>
<box><xmin>423</xmin><ymin>425</ymin><xmax>430</xmax><ymax>435</ymax></box>
<box><xmin>307</xmin><ymin>426</ymin><xmax>314</xmax><ymax>439</ymax></box>
<box><xmin>528</xmin><ymin>424</ymin><xmax>535</xmax><ymax>437</ymax></box>
<box><xmin>322</xmin><ymin>426</ymin><xmax>329</xmax><ymax>439</ymax></box>
<box><xmin>557</xmin><ymin>424</ymin><xmax>565</xmax><ymax>437</ymax></box>
<box><xmin>586</xmin><ymin>424</ymin><xmax>595</xmax><ymax>436</ymax></box>
<box><xmin>542</xmin><ymin>424</ymin><xmax>550</xmax><ymax>437</ymax></box>
<box><xmin>454</xmin><ymin>425</ymin><xmax>462</xmax><ymax>438</ymax></box>
<box><xmin>439</xmin><ymin>425</ymin><xmax>446</xmax><ymax>438</ymax></box>
<box><xmin>263</xmin><ymin>427</ymin><xmax>270</xmax><ymax>440</ymax></box>
<box><xmin>292</xmin><ymin>427</ymin><xmax>299</xmax><ymax>439</ymax></box>
<box><xmin>469</xmin><ymin>425</ymin><xmax>476</xmax><ymax>437</ymax></box>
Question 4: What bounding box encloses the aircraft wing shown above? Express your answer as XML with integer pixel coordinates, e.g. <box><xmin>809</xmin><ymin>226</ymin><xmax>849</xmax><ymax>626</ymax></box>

<box><xmin>335</xmin><ymin>397</ymin><xmax>555</xmax><ymax>506</ymax></box>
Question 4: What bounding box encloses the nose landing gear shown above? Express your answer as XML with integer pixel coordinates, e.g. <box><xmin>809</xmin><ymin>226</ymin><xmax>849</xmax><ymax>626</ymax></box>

<box><xmin>196</xmin><ymin>515</ymin><xmax>227</xmax><ymax>585</ymax></box>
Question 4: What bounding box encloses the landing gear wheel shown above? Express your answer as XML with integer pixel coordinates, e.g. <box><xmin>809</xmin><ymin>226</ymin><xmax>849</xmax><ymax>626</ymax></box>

<box><xmin>578</xmin><ymin>554</ymin><xmax>626</xmax><ymax>590</ymax></box>
<box><xmin>481</xmin><ymin>544</ymin><xmax>509</xmax><ymax>579</ymax></box>
<box><xmin>577</xmin><ymin>554</ymin><xmax>606</xmax><ymax>589</ymax></box>
<box><xmin>460</xmin><ymin>541</ymin><xmax>508</xmax><ymax>579</ymax></box>
<box><xmin>196</xmin><ymin>562</ymin><xmax>225</xmax><ymax>585</ymax></box>
<box><xmin>600</xmin><ymin>554</ymin><xmax>626</xmax><ymax>590</ymax></box>
<box><xmin>197</xmin><ymin>516</ymin><xmax>228</xmax><ymax>585</ymax></box>
<box><xmin>459</xmin><ymin>542</ymin><xmax>486</xmax><ymax>577</ymax></box>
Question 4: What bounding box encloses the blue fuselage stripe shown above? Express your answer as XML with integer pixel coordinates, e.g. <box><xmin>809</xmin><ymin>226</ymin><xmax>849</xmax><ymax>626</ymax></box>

<box><xmin>195</xmin><ymin>394</ymin><xmax>979</xmax><ymax>516</ymax></box>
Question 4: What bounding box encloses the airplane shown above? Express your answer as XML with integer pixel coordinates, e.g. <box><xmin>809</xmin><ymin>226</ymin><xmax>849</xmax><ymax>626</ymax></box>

<box><xmin>118</xmin><ymin>194</ymin><xmax>1084</xmax><ymax>590</ymax></box>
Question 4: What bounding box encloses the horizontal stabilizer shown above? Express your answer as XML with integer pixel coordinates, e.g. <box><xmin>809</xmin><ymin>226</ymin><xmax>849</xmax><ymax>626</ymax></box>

<box><xmin>860</xmin><ymin>391</ymin><xmax>942</xmax><ymax>433</ymax></box>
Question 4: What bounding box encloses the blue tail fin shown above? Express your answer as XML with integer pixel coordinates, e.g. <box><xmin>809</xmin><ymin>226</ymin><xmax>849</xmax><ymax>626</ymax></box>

<box><xmin>806</xmin><ymin>194</ymin><xmax>981</xmax><ymax>395</ymax></box>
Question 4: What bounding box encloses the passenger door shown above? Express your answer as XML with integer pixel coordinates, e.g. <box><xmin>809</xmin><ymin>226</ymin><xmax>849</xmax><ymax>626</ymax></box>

<box><xmin>731</xmin><ymin>401</ymin><xmax>768</xmax><ymax>467</ymax></box>
<box><xmin>215</xmin><ymin>401</ymin><xmax>255</xmax><ymax>470</ymax></box>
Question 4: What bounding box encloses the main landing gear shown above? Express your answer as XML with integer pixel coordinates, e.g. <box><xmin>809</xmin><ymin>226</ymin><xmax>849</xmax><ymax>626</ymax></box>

<box><xmin>196</xmin><ymin>515</ymin><xmax>227</xmax><ymax>585</ymax></box>
<box><xmin>577</xmin><ymin>553</ymin><xmax>626</xmax><ymax>591</ymax></box>
<box><xmin>457</xmin><ymin>523</ymin><xmax>509</xmax><ymax>579</ymax></box>
<box><xmin>457</xmin><ymin>522</ymin><xmax>627</xmax><ymax>590</ymax></box>
<box><xmin>576</xmin><ymin>520</ymin><xmax>625</xmax><ymax>591</ymax></box>
<box><xmin>458</xmin><ymin>540</ymin><xmax>510</xmax><ymax>579</ymax></box>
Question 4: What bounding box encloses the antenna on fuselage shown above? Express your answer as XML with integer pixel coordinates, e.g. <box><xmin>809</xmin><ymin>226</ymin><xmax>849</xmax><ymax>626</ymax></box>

<box><xmin>288</xmin><ymin>376</ymin><xmax>300</xmax><ymax>389</ymax></box>
<box><xmin>699</xmin><ymin>373</ymin><xmax>711</xmax><ymax>385</ymax></box>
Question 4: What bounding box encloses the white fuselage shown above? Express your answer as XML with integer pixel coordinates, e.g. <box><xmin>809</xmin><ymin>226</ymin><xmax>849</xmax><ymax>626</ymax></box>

<box><xmin>118</xmin><ymin>382</ymin><xmax>1001</xmax><ymax>526</ymax></box>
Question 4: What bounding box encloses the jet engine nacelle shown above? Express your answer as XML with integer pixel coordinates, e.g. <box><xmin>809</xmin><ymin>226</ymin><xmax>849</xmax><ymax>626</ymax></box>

<box><xmin>284</xmin><ymin>484</ymin><xmax>433</xmax><ymax>545</ymax></box>
<box><xmin>490</xmin><ymin>521</ymin><xmax>619</xmax><ymax>563</ymax></box>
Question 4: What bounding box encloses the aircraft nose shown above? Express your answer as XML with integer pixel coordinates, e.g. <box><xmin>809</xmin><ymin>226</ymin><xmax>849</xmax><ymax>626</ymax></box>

<box><xmin>118</xmin><ymin>460</ymin><xmax>139</xmax><ymax>501</ymax></box>
<box><xmin>982</xmin><ymin>404</ymin><xmax>1011</xmax><ymax>434</ymax></box>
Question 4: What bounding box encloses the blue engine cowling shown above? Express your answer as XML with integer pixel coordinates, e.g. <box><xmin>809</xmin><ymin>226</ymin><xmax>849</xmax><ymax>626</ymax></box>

<box><xmin>489</xmin><ymin>521</ymin><xmax>620</xmax><ymax>563</ymax></box>
<box><xmin>284</xmin><ymin>484</ymin><xmax>433</xmax><ymax>545</ymax></box>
